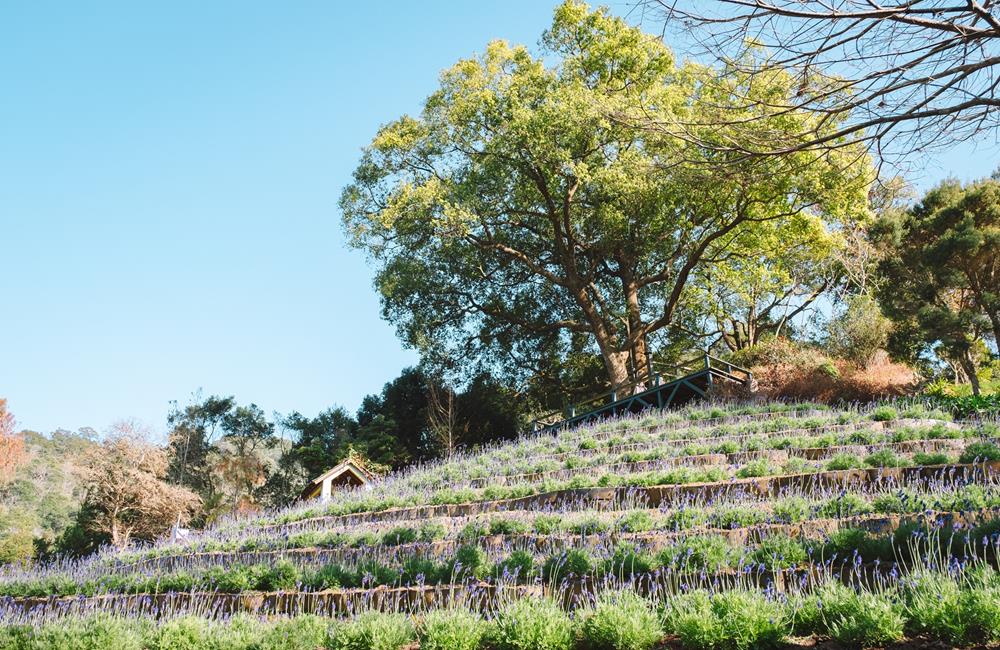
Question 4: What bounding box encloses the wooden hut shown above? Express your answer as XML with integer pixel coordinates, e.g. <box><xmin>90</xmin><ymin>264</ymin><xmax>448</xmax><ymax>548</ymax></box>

<box><xmin>299</xmin><ymin>456</ymin><xmax>377</xmax><ymax>502</ymax></box>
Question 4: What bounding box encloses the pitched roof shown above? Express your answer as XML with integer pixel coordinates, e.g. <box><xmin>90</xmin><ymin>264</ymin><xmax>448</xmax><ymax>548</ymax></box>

<box><xmin>299</xmin><ymin>458</ymin><xmax>376</xmax><ymax>500</ymax></box>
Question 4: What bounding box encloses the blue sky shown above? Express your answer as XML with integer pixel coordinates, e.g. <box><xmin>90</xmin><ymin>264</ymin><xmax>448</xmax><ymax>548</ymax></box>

<box><xmin>0</xmin><ymin>1</ymin><xmax>994</xmax><ymax>436</ymax></box>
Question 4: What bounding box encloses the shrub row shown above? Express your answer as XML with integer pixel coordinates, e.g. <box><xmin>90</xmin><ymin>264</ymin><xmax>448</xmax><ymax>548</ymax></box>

<box><xmin>7</xmin><ymin>515</ymin><xmax>1000</xmax><ymax>598</ymax></box>
<box><xmin>4</xmin><ymin>566</ymin><xmax>1000</xmax><ymax>650</ymax></box>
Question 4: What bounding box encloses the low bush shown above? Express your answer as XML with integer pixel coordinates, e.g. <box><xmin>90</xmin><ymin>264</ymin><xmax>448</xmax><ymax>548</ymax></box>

<box><xmin>490</xmin><ymin>598</ymin><xmax>574</xmax><ymax>650</ymax></box>
<box><xmin>871</xmin><ymin>406</ymin><xmax>898</xmax><ymax>422</ymax></box>
<box><xmin>420</xmin><ymin>608</ymin><xmax>488</xmax><ymax>650</ymax></box>
<box><xmin>581</xmin><ymin>590</ymin><xmax>662</xmax><ymax>650</ymax></box>
<box><xmin>495</xmin><ymin>550</ymin><xmax>535</xmax><ymax>582</ymax></box>
<box><xmin>543</xmin><ymin>548</ymin><xmax>593</xmax><ymax>583</ymax></box>
<box><xmin>864</xmin><ymin>449</ymin><xmax>908</xmax><ymax>468</ymax></box>
<box><xmin>327</xmin><ymin>612</ymin><xmax>415</xmax><ymax>650</ymax></box>
<box><xmin>960</xmin><ymin>441</ymin><xmax>1000</xmax><ymax>464</ymax></box>
<box><xmin>912</xmin><ymin>451</ymin><xmax>950</xmax><ymax>466</ymax></box>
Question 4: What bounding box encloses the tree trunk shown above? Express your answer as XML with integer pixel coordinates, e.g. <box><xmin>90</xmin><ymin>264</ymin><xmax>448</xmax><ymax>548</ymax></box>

<box><xmin>600</xmin><ymin>348</ymin><xmax>631</xmax><ymax>392</ymax></box>
<box><xmin>958</xmin><ymin>350</ymin><xmax>982</xmax><ymax>397</ymax></box>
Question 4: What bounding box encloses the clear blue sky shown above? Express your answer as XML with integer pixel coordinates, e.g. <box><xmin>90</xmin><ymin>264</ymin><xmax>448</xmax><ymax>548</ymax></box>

<box><xmin>0</xmin><ymin>1</ymin><xmax>993</xmax><ymax>436</ymax></box>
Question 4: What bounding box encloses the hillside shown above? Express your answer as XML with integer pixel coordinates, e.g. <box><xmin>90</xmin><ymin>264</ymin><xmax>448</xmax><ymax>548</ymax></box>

<box><xmin>2</xmin><ymin>401</ymin><xmax>1000</xmax><ymax>649</ymax></box>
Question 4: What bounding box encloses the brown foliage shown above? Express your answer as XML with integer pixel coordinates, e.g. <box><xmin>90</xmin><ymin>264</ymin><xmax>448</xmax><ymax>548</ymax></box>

<box><xmin>0</xmin><ymin>398</ymin><xmax>26</xmax><ymax>485</ymax></box>
<box><xmin>722</xmin><ymin>339</ymin><xmax>917</xmax><ymax>403</ymax></box>
<box><xmin>81</xmin><ymin>428</ymin><xmax>200</xmax><ymax>548</ymax></box>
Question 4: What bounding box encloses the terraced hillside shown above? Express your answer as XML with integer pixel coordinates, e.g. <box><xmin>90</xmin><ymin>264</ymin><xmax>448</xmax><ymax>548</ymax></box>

<box><xmin>3</xmin><ymin>401</ymin><xmax>1000</xmax><ymax>649</ymax></box>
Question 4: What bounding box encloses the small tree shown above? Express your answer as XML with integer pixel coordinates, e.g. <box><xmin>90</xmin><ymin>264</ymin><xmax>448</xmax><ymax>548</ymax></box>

<box><xmin>826</xmin><ymin>294</ymin><xmax>892</xmax><ymax>367</ymax></box>
<box><xmin>876</xmin><ymin>176</ymin><xmax>1000</xmax><ymax>395</ymax></box>
<box><xmin>81</xmin><ymin>422</ymin><xmax>200</xmax><ymax>548</ymax></box>
<box><xmin>427</xmin><ymin>381</ymin><xmax>464</xmax><ymax>459</ymax></box>
<box><xmin>0</xmin><ymin>399</ymin><xmax>25</xmax><ymax>486</ymax></box>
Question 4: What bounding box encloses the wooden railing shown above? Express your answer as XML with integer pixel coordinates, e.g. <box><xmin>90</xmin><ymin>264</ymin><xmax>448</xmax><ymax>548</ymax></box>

<box><xmin>530</xmin><ymin>353</ymin><xmax>752</xmax><ymax>431</ymax></box>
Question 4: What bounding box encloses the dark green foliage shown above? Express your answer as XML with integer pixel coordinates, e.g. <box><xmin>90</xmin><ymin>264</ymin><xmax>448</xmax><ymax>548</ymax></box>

<box><xmin>818</xmin><ymin>528</ymin><xmax>893</xmax><ymax>563</ymax></box>
<box><xmin>960</xmin><ymin>441</ymin><xmax>1000</xmax><ymax>463</ymax></box>
<box><xmin>603</xmin><ymin>544</ymin><xmax>654</xmax><ymax>578</ymax></box>
<box><xmin>451</xmin><ymin>545</ymin><xmax>489</xmax><ymax>580</ymax></box>
<box><xmin>495</xmin><ymin>550</ymin><xmax>535</xmax><ymax>582</ymax></box>
<box><xmin>876</xmin><ymin>177</ymin><xmax>1000</xmax><ymax>398</ymax></box>
<box><xmin>543</xmin><ymin>548</ymin><xmax>593</xmax><ymax>582</ymax></box>
<box><xmin>912</xmin><ymin>451</ymin><xmax>950</xmax><ymax>466</ymax></box>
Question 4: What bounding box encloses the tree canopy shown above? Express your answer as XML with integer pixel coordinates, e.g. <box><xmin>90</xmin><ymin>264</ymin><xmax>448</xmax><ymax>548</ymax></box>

<box><xmin>342</xmin><ymin>0</ymin><xmax>873</xmax><ymax>395</ymax></box>
<box><xmin>876</xmin><ymin>176</ymin><xmax>1000</xmax><ymax>394</ymax></box>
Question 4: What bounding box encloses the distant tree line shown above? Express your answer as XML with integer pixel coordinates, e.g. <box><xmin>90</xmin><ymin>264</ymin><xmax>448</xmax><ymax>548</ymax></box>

<box><xmin>164</xmin><ymin>367</ymin><xmax>523</xmax><ymax>522</ymax></box>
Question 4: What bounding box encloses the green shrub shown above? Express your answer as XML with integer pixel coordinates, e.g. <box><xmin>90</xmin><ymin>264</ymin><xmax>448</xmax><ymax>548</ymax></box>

<box><xmin>710</xmin><ymin>589</ymin><xmax>787</xmax><ymax>650</ymax></box>
<box><xmin>871</xmin><ymin>405</ymin><xmax>898</xmax><ymax>422</ymax></box>
<box><xmin>665</xmin><ymin>589</ymin><xmax>786</xmax><ymax>650</ymax></box>
<box><xmin>381</xmin><ymin>527</ymin><xmax>418</xmax><ymax>546</ymax></box>
<box><xmin>495</xmin><ymin>550</ymin><xmax>535</xmax><ymax>582</ymax></box>
<box><xmin>418</xmin><ymin>521</ymin><xmax>447</xmax><ymax>542</ymax></box>
<box><xmin>663</xmin><ymin>590</ymin><xmax>722</xmax><ymax>650</ymax></box>
<box><xmin>657</xmin><ymin>536</ymin><xmax>733</xmax><ymax>571</ymax></box>
<box><xmin>327</xmin><ymin>612</ymin><xmax>415</xmax><ymax>650</ymax></box>
<box><xmin>864</xmin><ymin>449</ymin><xmax>909</xmax><ymax>468</ymax></box>
<box><xmin>490</xmin><ymin>598</ymin><xmax>574</xmax><ymax>650</ymax></box>
<box><xmin>962</xmin><ymin>575</ymin><xmax>1000</xmax><ymax>641</ymax></box>
<box><xmin>818</xmin><ymin>493</ymin><xmax>872</xmax><ymax>518</ymax></box>
<box><xmin>819</xmin><ymin>528</ymin><xmax>892</xmax><ymax>562</ymax></box>
<box><xmin>533</xmin><ymin>515</ymin><xmax>562</xmax><ymax>535</ymax></box>
<box><xmin>664</xmin><ymin>507</ymin><xmax>705</xmax><ymax>531</ymax></box>
<box><xmin>567</xmin><ymin>517</ymin><xmax>609</xmax><ymax>535</ymax></box>
<box><xmin>38</xmin><ymin>616</ymin><xmax>147</xmax><ymax>650</ymax></box>
<box><xmin>452</xmin><ymin>545</ymin><xmax>489</xmax><ymax>580</ymax></box>
<box><xmin>581</xmin><ymin>590</ymin><xmax>663</xmax><ymax>650</ymax></box>
<box><xmin>826</xmin><ymin>295</ymin><xmax>891</xmax><ymax>367</ymax></box>
<box><xmin>152</xmin><ymin>616</ymin><xmax>211</xmax><ymax>650</ymax></box>
<box><xmin>824</xmin><ymin>590</ymin><xmax>904</xmax><ymax>647</ymax></box>
<box><xmin>735</xmin><ymin>459</ymin><xmax>773</xmax><ymax>478</ymax></box>
<box><xmin>912</xmin><ymin>451</ymin><xmax>950</xmax><ymax>466</ymax></box>
<box><xmin>903</xmin><ymin>572</ymin><xmax>966</xmax><ymax>643</ymax></box>
<box><xmin>420</xmin><ymin>608</ymin><xmax>488</xmax><ymax>650</ymax></box>
<box><xmin>771</xmin><ymin>497</ymin><xmax>809</xmax><ymax>523</ymax></box>
<box><xmin>489</xmin><ymin>518</ymin><xmax>530</xmax><ymax>536</ymax></box>
<box><xmin>710</xmin><ymin>506</ymin><xmax>767</xmax><ymax>529</ymax></box>
<box><xmin>257</xmin><ymin>559</ymin><xmax>300</xmax><ymax>591</ymax></box>
<box><xmin>260</xmin><ymin>615</ymin><xmax>327</xmax><ymax>650</ymax></box>
<box><xmin>603</xmin><ymin>544</ymin><xmax>654</xmax><ymax>578</ymax></box>
<box><xmin>960</xmin><ymin>441</ymin><xmax>1000</xmax><ymax>464</ymax></box>
<box><xmin>826</xmin><ymin>453</ymin><xmax>863</xmax><ymax>471</ymax></box>
<box><xmin>543</xmin><ymin>548</ymin><xmax>593</xmax><ymax>582</ymax></box>
<box><xmin>458</xmin><ymin>521</ymin><xmax>488</xmax><ymax>541</ymax></box>
<box><xmin>750</xmin><ymin>534</ymin><xmax>807</xmax><ymax>570</ymax></box>
<box><xmin>617</xmin><ymin>510</ymin><xmax>654</xmax><ymax>533</ymax></box>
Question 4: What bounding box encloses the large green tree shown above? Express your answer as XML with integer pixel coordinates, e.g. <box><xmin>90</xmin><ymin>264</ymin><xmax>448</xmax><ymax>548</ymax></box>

<box><xmin>341</xmin><ymin>1</ymin><xmax>871</xmax><ymax>393</ymax></box>
<box><xmin>877</xmin><ymin>177</ymin><xmax>1000</xmax><ymax>394</ymax></box>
